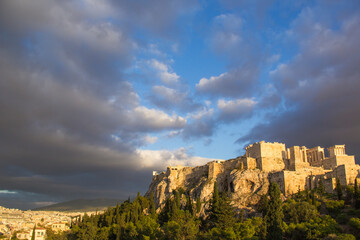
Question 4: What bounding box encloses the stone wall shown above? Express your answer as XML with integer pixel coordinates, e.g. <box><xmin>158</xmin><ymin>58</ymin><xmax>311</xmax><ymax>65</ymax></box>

<box><xmin>245</xmin><ymin>143</ymin><xmax>261</xmax><ymax>159</ymax></box>
<box><xmin>336</xmin><ymin>155</ymin><xmax>356</xmax><ymax>167</ymax></box>
<box><xmin>261</xmin><ymin>157</ymin><xmax>285</xmax><ymax>172</ymax></box>
<box><xmin>245</xmin><ymin>141</ymin><xmax>286</xmax><ymax>171</ymax></box>
<box><xmin>260</xmin><ymin>141</ymin><xmax>286</xmax><ymax>159</ymax></box>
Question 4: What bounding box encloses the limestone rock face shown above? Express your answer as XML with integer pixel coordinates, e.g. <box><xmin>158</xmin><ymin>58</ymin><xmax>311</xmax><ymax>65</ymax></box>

<box><xmin>229</xmin><ymin>169</ymin><xmax>270</xmax><ymax>209</ymax></box>
<box><xmin>146</xmin><ymin>160</ymin><xmax>271</xmax><ymax>215</ymax></box>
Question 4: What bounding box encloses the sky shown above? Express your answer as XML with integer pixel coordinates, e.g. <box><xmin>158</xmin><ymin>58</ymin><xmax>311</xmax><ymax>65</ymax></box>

<box><xmin>0</xmin><ymin>0</ymin><xmax>360</xmax><ymax>210</ymax></box>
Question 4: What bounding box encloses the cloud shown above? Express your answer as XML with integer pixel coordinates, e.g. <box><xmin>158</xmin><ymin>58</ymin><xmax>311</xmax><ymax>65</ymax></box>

<box><xmin>211</xmin><ymin>14</ymin><xmax>243</xmax><ymax>54</ymax></box>
<box><xmin>136</xmin><ymin>148</ymin><xmax>220</xmax><ymax>170</ymax></box>
<box><xmin>217</xmin><ymin>98</ymin><xmax>256</xmax><ymax>121</ymax></box>
<box><xmin>196</xmin><ymin>68</ymin><xmax>258</xmax><ymax>97</ymax></box>
<box><xmin>182</xmin><ymin>108</ymin><xmax>217</xmax><ymax>139</ymax></box>
<box><xmin>148</xmin><ymin>59</ymin><xmax>180</xmax><ymax>85</ymax></box>
<box><xmin>0</xmin><ymin>0</ymin><xmax>199</xmax><ymax>208</ymax></box>
<box><xmin>149</xmin><ymin>85</ymin><xmax>201</xmax><ymax>113</ymax></box>
<box><xmin>239</xmin><ymin>4</ymin><xmax>360</xmax><ymax>161</ymax></box>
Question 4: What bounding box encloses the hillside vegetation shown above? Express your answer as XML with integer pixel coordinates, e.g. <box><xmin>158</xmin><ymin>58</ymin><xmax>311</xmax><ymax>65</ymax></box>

<box><xmin>47</xmin><ymin>179</ymin><xmax>360</xmax><ymax>240</ymax></box>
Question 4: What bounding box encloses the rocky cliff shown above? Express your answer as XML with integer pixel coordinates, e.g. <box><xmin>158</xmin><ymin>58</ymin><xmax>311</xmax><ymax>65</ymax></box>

<box><xmin>146</xmin><ymin>157</ymin><xmax>271</xmax><ymax>216</ymax></box>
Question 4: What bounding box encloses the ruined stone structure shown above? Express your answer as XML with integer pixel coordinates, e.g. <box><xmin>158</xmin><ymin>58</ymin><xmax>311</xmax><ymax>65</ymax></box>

<box><xmin>146</xmin><ymin>141</ymin><xmax>360</xmax><ymax>215</ymax></box>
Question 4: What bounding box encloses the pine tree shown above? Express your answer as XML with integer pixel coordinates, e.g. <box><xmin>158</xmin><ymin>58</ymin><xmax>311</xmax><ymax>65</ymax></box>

<box><xmin>318</xmin><ymin>178</ymin><xmax>325</xmax><ymax>194</ymax></box>
<box><xmin>336</xmin><ymin>177</ymin><xmax>343</xmax><ymax>200</ymax></box>
<box><xmin>266</xmin><ymin>182</ymin><xmax>283</xmax><ymax>240</ymax></box>
<box><xmin>208</xmin><ymin>181</ymin><xmax>235</xmax><ymax>229</ymax></box>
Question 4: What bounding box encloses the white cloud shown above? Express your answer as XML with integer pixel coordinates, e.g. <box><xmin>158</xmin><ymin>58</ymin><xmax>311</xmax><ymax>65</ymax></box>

<box><xmin>136</xmin><ymin>148</ymin><xmax>221</xmax><ymax>169</ymax></box>
<box><xmin>129</xmin><ymin>106</ymin><xmax>186</xmax><ymax>131</ymax></box>
<box><xmin>144</xmin><ymin>135</ymin><xmax>158</xmax><ymax>144</ymax></box>
<box><xmin>148</xmin><ymin>59</ymin><xmax>180</xmax><ymax>85</ymax></box>
<box><xmin>217</xmin><ymin>98</ymin><xmax>256</xmax><ymax>121</ymax></box>
<box><xmin>196</xmin><ymin>68</ymin><xmax>257</xmax><ymax>97</ymax></box>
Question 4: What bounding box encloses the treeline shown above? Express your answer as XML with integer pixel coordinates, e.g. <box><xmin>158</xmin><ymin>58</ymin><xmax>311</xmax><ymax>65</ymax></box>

<box><xmin>52</xmin><ymin>179</ymin><xmax>360</xmax><ymax>240</ymax></box>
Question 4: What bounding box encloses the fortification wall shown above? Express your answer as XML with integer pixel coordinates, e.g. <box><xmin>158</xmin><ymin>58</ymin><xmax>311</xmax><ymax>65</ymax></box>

<box><xmin>336</xmin><ymin>155</ymin><xmax>356</xmax><ymax>166</ymax></box>
<box><xmin>243</xmin><ymin>157</ymin><xmax>257</xmax><ymax>170</ymax></box>
<box><xmin>260</xmin><ymin>142</ymin><xmax>286</xmax><ymax>159</ymax></box>
<box><xmin>261</xmin><ymin>157</ymin><xmax>285</xmax><ymax>172</ymax></box>
<box><xmin>245</xmin><ymin>143</ymin><xmax>261</xmax><ymax>159</ymax></box>
<box><xmin>208</xmin><ymin>161</ymin><xmax>223</xmax><ymax>180</ymax></box>
<box><xmin>323</xmin><ymin>156</ymin><xmax>337</xmax><ymax>170</ymax></box>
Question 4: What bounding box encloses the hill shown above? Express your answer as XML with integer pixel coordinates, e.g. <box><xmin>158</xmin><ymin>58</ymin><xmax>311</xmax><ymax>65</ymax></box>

<box><xmin>33</xmin><ymin>198</ymin><xmax>123</xmax><ymax>212</ymax></box>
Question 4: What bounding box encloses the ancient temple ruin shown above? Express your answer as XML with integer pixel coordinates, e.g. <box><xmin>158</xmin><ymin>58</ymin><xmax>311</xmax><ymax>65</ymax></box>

<box><xmin>147</xmin><ymin>141</ymin><xmax>360</xmax><ymax>212</ymax></box>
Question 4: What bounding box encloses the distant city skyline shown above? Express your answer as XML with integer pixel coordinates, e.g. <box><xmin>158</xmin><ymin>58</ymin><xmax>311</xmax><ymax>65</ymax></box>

<box><xmin>0</xmin><ymin>0</ymin><xmax>359</xmax><ymax>209</ymax></box>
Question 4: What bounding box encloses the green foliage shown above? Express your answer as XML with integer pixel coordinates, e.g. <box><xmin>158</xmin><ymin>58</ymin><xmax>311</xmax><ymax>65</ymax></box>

<box><xmin>354</xmin><ymin>179</ymin><xmax>360</xmax><ymax>209</ymax></box>
<box><xmin>348</xmin><ymin>218</ymin><xmax>360</xmax><ymax>230</ymax></box>
<box><xmin>233</xmin><ymin>217</ymin><xmax>262</xmax><ymax>239</ymax></box>
<box><xmin>335</xmin><ymin>213</ymin><xmax>349</xmax><ymax>224</ymax></box>
<box><xmin>265</xmin><ymin>182</ymin><xmax>283</xmax><ymax>240</ymax></box>
<box><xmin>336</xmin><ymin>178</ymin><xmax>343</xmax><ymax>200</ymax></box>
<box><xmin>318</xmin><ymin>178</ymin><xmax>325</xmax><ymax>195</ymax></box>
<box><xmin>200</xmin><ymin>227</ymin><xmax>236</xmax><ymax>240</ymax></box>
<box><xmin>326</xmin><ymin>200</ymin><xmax>345</xmax><ymax>215</ymax></box>
<box><xmin>283</xmin><ymin>199</ymin><xmax>319</xmax><ymax>224</ymax></box>
<box><xmin>67</xmin><ymin>183</ymin><xmax>359</xmax><ymax>240</ymax></box>
<box><xmin>208</xmin><ymin>181</ymin><xmax>236</xmax><ymax>230</ymax></box>
<box><xmin>196</xmin><ymin>196</ymin><xmax>201</xmax><ymax>213</ymax></box>
<box><xmin>335</xmin><ymin>234</ymin><xmax>356</xmax><ymax>240</ymax></box>
<box><xmin>284</xmin><ymin>215</ymin><xmax>341</xmax><ymax>240</ymax></box>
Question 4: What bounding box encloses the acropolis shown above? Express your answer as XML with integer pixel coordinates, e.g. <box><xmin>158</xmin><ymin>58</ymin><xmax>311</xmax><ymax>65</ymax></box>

<box><xmin>147</xmin><ymin>141</ymin><xmax>360</xmax><ymax>213</ymax></box>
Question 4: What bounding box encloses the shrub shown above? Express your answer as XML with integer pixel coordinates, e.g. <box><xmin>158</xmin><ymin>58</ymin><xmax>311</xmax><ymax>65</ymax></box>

<box><xmin>283</xmin><ymin>200</ymin><xmax>319</xmax><ymax>224</ymax></box>
<box><xmin>284</xmin><ymin>215</ymin><xmax>340</xmax><ymax>240</ymax></box>
<box><xmin>326</xmin><ymin>200</ymin><xmax>344</xmax><ymax>215</ymax></box>
<box><xmin>335</xmin><ymin>213</ymin><xmax>349</xmax><ymax>224</ymax></box>
<box><xmin>336</xmin><ymin>234</ymin><xmax>356</xmax><ymax>240</ymax></box>
<box><xmin>348</xmin><ymin>218</ymin><xmax>360</xmax><ymax>230</ymax></box>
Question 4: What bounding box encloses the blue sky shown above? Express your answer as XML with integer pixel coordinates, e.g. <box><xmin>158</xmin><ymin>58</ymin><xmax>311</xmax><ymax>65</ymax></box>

<box><xmin>0</xmin><ymin>0</ymin><xmax>360</xmax><ymax>209</ymax></box>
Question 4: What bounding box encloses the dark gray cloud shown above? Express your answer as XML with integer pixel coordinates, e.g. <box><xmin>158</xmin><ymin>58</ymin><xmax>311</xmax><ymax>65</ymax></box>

<box><xmin>238</xmin><ymin>5</ymin><xmax>360</xmax><ymax>162</ymax></box>
<box><xmin>0</xmin><ymin>0</ymin><xmax>197</xmax><ymax>209</ymax></box>
<box><xmin>149</xmin><ymin>85</ymin><xmax>202</xmax><ymax>113</ymax></box>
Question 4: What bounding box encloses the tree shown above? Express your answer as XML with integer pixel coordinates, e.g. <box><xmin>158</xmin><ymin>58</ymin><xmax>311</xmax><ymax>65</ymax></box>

<box><xmin>266</xmin><ymin>182</ymin><xmax>283</xmax><ymax>240</ymax></box>
<box><xmin>148</xmin><ymin>191</ymin><xmax>156</xmax><ymax>217</ymax></box>
<box><xmin>336</xmin><ymin>178</ymin><xmax>343</xmax><ymax>200</ymax></box>
<box><xmin>318</xmin><ymin>178</ymin><xmax>325</xmax><ymax>195</ymax></box>
<box><xmin>196</xmin><ymin>197</ymin><xmax>201</xmax><ymax>213</ymax></box>
<box><xmin>208</xmin><ymin>181</ymin><xmax>236</xmax><ymax>230</ymax></box>
<box><xmin>31</xmin><ymin>226</ymin><xmax>35</xmax><ymax>240</ymax></box>
<box><xmin>354</xmin><ymin>178</ymin><xmax>360</xmax><ymax>209</ymax></box>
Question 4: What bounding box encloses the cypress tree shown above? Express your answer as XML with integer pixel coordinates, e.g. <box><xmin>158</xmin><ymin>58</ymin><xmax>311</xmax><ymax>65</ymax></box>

<box><xmin>355</xmin><ymin>178</ymin><xmax>360</xmax><ymax>209</ymax></box>
<box><xmin>266</xmin><ymin>182</ymin><xmax>283</xmax><ymax>240</ymax></box>
<box><xmin>318</xmin><ymin>178</ymin><xmax>325</xmax><ymax>194</ymax></box>
<box><xmin>149</xmin><ymin>191</ymin><xmax>156</xmax><ymax>217</ymax></box>
<box><xmin>185</xmin><ymin>194</ymin><xmax>194</xmax><ymax>215</ymax></box>
<box><xmin>31</xmin><ymin>225</ymin><xmax>35</xmax><ymax>240</ymax></box>
<box><xmin>336</xmin><ymin>177</ymin><xmax>343</xmax><ymax>200</ymax></box>
<box><xmin>196</xmin><ymin>196</ymin><xmax>201</xmax><ymax>213</ymax></box>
